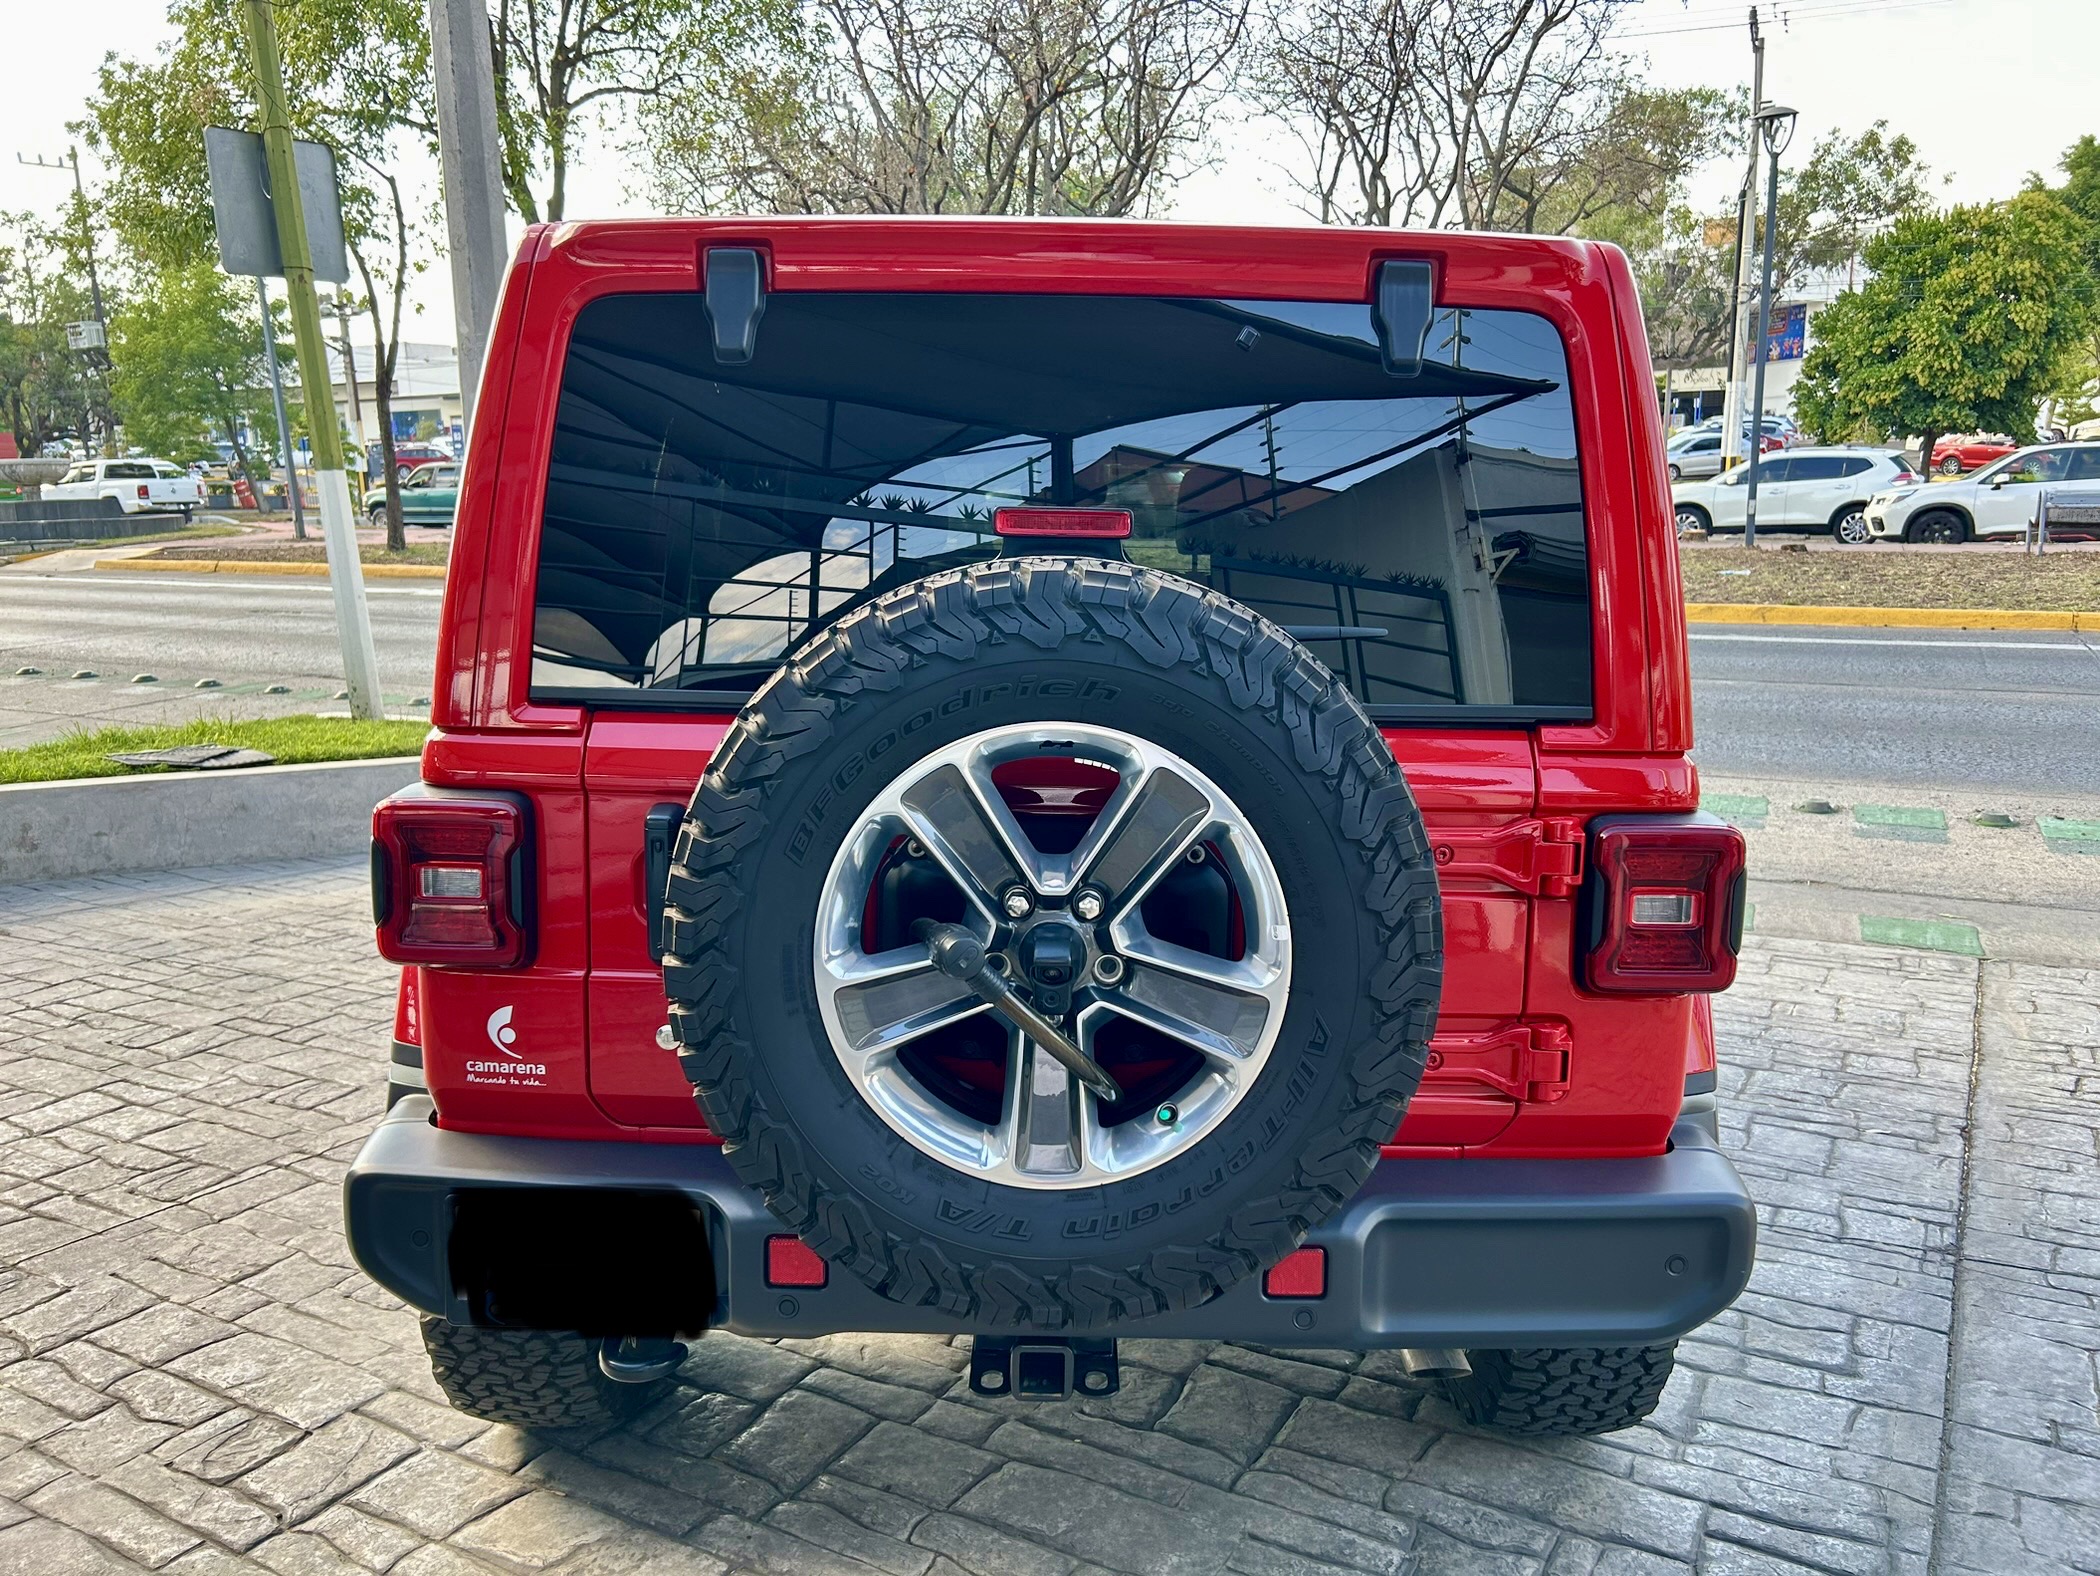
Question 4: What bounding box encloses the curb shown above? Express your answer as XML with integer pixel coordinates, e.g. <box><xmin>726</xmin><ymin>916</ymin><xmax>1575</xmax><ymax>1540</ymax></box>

<box><xmin>0</xmin><ymin>757</ymin><xmax>421</xmax><ymax>886</ymax></box>
<box><xmin>93</xmin><ymin>556</ymin><xmax>448</xmax><ymax>580</ymax></box>
<box><xmin>1684</xmin><ymin>603</ymin><xmax>2090</xmax><ymax>632</ymax></box>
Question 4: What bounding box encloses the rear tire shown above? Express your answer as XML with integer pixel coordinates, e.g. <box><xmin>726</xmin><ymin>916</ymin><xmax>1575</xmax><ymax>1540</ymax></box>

<box><xmin>1938</xmin><ymin>455</ymin><xmax>1964</xmax><ymax>475</ymax></box>
<box><xmin>420</xmin><ymin>1318</ymin><xmax>665</xmax><ymax>1428</ymax></box>
<box><xmin>1830</xmin><ymin>505</ymin><xmax>1870</xmax><ymax>545</ymax></box>
<box><xmin>1441</xmin><ymin>1344</ymin><xmax>1676</xmax><ymax>1437</ymax></box>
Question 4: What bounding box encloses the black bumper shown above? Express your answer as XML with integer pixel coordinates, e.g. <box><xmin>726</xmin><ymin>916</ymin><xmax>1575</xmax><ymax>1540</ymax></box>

<box><xmin>345</xmin><ymin>1097</ymin><xmax>1755</xmax><ymax>1349</ymax></box>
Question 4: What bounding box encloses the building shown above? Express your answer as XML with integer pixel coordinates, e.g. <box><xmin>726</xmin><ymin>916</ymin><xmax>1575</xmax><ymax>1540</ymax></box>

<box><xmin>1661</xmin><ymin>271</ymin><xmax>1848</xmax><ymax>431</ymax></box>
<box><xmin>322</xmin><ymin>340</ymin><xmax>464</xmax><ymax>456</ymax></box>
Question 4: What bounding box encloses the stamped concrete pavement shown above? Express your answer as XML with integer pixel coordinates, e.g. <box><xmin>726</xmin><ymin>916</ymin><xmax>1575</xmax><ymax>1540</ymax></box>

<box><xmin>0</xmin><ymin>859</ymin><xmax>2094</xmax><ymax>1574</ymax></box>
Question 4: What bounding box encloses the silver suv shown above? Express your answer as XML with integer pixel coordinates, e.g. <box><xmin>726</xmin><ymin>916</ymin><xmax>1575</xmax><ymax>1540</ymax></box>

<box><xmin>1866</xmin><ymin>443</ymin><xmax>2100</xmax><ymax>542</ymax></box>
<box><xmin>1671</xmin><ymin>447</ymin><xmax>1917</xmax><ymax>543</ymax></box>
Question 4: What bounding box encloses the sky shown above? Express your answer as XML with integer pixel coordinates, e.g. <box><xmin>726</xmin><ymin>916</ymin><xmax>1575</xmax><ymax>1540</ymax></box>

<box><xmin>3</xmin><ymin>0</ymin><xmax>2096</xmax><ymax>346</ymax></box>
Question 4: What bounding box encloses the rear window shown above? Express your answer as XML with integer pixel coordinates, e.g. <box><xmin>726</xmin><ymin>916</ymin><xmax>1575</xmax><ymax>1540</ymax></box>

<box><xmin>107</xmin><ymin>462</ymin><xmax>155</xmax><ymax>480</ymax></box>
<box><xmin>531</xmin><ymin>292</ymin><xmax>1593</xmax><ymax>720</ymax></box>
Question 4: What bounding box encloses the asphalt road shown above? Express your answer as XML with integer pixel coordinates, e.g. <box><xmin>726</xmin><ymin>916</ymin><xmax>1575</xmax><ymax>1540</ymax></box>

<box><xmin>1686</xmin><ymin>625</ymin><xmax>2100</xmax><ymax>794</ymax></box>
<box><xmin>3</xmin><ymin>571</ymin><xmax>2097</xmax><ymax>793</ymax></box>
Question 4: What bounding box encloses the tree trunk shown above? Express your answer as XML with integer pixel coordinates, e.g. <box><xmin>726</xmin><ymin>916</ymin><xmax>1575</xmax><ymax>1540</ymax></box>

<box><xmin>1917</xmin><ymin>427</ymin><xmax>1938</xmax><ymax>479</ymax></box>
<box><xmin>372</xmin><ymin>371</ymin><xmax>407</xmax><ymax>553</ymax></box>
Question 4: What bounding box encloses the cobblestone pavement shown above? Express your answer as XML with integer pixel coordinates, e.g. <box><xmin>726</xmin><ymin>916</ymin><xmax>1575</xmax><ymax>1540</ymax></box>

<box><xmin>1</xmin><ymin>859</ymin><xmax>2095</xmax><ymax>1575</ymax></box>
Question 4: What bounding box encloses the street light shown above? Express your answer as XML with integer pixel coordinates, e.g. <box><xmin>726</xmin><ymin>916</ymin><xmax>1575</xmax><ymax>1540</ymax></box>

<box><xmin>1742</xmin><ymin>102</ymin><xmax>1798</xmax><ymax>551</ymax></box>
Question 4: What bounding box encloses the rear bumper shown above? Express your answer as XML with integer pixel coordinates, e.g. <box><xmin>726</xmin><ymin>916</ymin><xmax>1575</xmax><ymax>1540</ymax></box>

<box><xmin>346</xmin><ymin>1097</ymin><xmax>1754</xmax><ymax>1349</ymax></box>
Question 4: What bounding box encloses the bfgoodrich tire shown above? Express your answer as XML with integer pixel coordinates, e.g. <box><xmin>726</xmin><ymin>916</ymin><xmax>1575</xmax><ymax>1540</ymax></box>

<box><xmin>1442</xmin><ymin>1345</ymin><xmax>1678</xmax><ymax>1436</ymax></box>
<box><xmin>661</xmin><ymin>558</ymin><xmax>1443</xmax><ymax>1331</ymax></box>
<box><xmin>420</xmin><ymin>1319</ymin><xmax>662</xmax><ymax>1428</ymax></box>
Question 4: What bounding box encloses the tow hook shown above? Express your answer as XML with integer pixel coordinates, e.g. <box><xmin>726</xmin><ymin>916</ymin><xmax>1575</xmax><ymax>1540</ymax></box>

<box><xmin>598</xmin><ymin>1335</ymin><xmax>687</xmax><ymax>1384</ymax></box>
<box><xmin>970</xmin><ymin>1336</ymin><xmax>1119</xmax><ymax>1400</ymax></box>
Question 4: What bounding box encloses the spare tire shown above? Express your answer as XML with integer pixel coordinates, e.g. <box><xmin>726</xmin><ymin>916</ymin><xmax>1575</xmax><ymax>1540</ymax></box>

<box><xmin>661</xmin><ymin>558</ymin><xmax>1442</xmax><ymax>1329</ymax></box>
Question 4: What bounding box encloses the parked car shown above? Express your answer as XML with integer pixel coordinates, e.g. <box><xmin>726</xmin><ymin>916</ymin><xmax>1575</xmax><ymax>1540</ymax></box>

<box><xmin>42</xmin><ymin>457</ymin><xmax>205</xmax><ymax>520</ymax></box>
<box><xmin>1671</xmin><ymin>447</ymin><xmax>1917</xmax><ymax>542</ymax></box>
<box><xmin>1929</xmin><ymin>433</ymin><xmax>2022</xmax><ymax>475</ymax></box>
<box><xmin>365</xmin><ymin>462</ymin><xmax>458</xmax><ymax>527</ymax></box>
<box><xmin>372</xmin><ymin>441</ymin><xmax>453</xmax><ymax>482</ymax></box>
<box><xmin>1865</xmin><ymin>442</ymin><xmax>2100</xmax><ymax>542</ymax></box>
<box><xmin>1688</xmin><ymin>414</ymin><xmax>1800</xmax><ymax>447</ymax></box>
<box><xmin>348</xmin><ymin>218</ymin><xmax>1753</xmax><ymax>1440</ymax></box>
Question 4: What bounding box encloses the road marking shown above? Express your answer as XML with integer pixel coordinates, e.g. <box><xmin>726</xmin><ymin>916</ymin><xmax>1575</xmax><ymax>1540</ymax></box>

<box><xmin>1689</xmin><ymin>632</ymin><xmax>2090</xmax><ymax>651</ymax></box>
<box><xmin>2039</xmin><ymin>817</ymin><xmax>2100</xmax><ymax>855</ymax></box>
<box><xmin>1854</xmin><ymin>804</ymin><xmax>1949</xmax><ymax>844</ymax></box>
<box><xmin>1702</xmin><ymin>792</ymin><xmax>1768</xmax><ymax>828</ymax></box>
<box><xmin>1858</xmin><ymin>915</ymin><xmax>1983</xmax><ymax>956</ymax></box>
<box><xmin>5</xmin><ymin>574</ymin><xmax>443</xmax><ymax>598</ymax></box>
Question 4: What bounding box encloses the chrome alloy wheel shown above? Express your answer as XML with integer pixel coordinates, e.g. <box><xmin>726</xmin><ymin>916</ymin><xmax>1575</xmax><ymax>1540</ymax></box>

<box><xmin>813</xmin><ymin>723</ymin><xmax>1291</xmax><ymax>1189</ymax></box>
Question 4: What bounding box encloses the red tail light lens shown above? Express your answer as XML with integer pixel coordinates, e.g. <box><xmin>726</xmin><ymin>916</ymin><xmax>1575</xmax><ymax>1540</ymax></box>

<box><xmin>137</xmin><ymin>484</ymin><xmax>152</xmax><ymax>499</ymax></box>
<box><xmin>1263</xmin><ymin>1247</ymin><xmax>1326</xmax><ymax>1299</ymax></box>
<box><xmin>1583</xmin><ymin>815</ymin><xmax>1746</xmax><ymax>994</ymax></box>
<box><xmin>993</xmin><ymin>507</ymin><xmax>1132</xmax><ymax>539</ymax></box>
<box><xmin>372</xmin><ymin>791</ymin><xmax>530</xmax><ymax>968</ymax></box>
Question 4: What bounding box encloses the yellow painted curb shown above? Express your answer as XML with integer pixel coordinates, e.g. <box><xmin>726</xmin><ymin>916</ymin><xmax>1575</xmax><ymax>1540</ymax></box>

<box><xmin>1684</xmin><ymin>602</ymin><xmax>2089</xmax><ymax>632</ymax></box>
<box><xmin>94</xmin><ymin>556</ymin><xmax>447</xmax><ymax>580</ymax></box>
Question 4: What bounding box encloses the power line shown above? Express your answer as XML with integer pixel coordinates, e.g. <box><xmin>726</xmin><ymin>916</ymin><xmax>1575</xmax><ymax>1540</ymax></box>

<box><xmin>1619</xmin><ymin>0</ymin><xmax>1955</xmax><ymax>39</ymax></box>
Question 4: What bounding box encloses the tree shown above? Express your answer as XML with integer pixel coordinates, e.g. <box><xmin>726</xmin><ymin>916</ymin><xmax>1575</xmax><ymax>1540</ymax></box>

<box><xmin>1251</xmin><ymin>0</ymin><xmax>1683</xmax><ymax>230</ymax></box>
<box><xmin>1792</xmin><ymin>193</ymin><xmax>2098</xmax><ymax>468</ymax></box>
<box><xmin>493</xmin><ymin>0</ymin><xmax>798</xmax><ymax>221</ymax></box>
<box><xmin>108</xmin><ymin>260</ymin><xmax>277</xmax><ymax>474</ymax></box>
<box><xmin>646</xmin><ymin>0</ymin><xmax>1246</xmax><ymax>216</ymax></box>
<box><xmin>1766</xmin><ymin>122</ymin><xmax>1935</xmax><ymax>294</ymax></box>
<box><xmin>0</xmin><ymin>214</ymin><xmax>104</xmax><ymax>457</ymax></box>
<box><xmin>84</xmin><ymin>0</ymin><xmax>432</xmax><ymax>549</ymax></box>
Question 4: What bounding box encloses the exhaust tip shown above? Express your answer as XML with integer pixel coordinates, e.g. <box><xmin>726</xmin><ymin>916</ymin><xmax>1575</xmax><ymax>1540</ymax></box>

<box><xmin>1396</xmin><ymin>1348</ymin><xmax>1471</xmax><ymax>1381</ymax></box>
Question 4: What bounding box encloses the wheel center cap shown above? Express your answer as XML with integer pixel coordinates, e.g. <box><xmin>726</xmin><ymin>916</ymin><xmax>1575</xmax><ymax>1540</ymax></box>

<box><xmin>1016</xmin><ymin>920</ymin><xmax>1085</xmax><ymax>996</ymax></box>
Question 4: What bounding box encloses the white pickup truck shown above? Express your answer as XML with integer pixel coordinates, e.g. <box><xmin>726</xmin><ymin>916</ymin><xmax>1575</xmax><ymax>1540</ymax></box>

<box><xmin>42</xmin><ymin>458</ymin><xmax>205</xmax><ymax>519</ymax></box>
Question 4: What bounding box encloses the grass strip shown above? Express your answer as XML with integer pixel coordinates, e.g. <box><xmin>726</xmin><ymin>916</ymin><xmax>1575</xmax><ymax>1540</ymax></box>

<box><xmin>0</xmin><ymin>716</ymin><xmax>427</xmax><ymax>785</ymax></box>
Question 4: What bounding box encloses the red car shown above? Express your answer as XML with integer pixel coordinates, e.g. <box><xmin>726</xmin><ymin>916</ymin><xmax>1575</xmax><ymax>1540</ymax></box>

<box><xmin>1931</xmin><ymin>433</ymin><xmax>2020</xmax><ymax>474</ymax></box>
<box><xmin>348</xmin><ymin>220</ymin><xmax>1753</xmax><ymax>1439</ymax></box>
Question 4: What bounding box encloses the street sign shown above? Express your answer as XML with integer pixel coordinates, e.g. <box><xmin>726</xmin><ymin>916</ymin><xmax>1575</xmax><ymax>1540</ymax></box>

<box><xmin>202</xmin><ymin>125</ymin><xmax>349</xmax><ymax>283</ymax></box>
<box><xmin>63</xmin><ymin>320</ymin><xmax>106</xmax><ymax>352</ymax></box>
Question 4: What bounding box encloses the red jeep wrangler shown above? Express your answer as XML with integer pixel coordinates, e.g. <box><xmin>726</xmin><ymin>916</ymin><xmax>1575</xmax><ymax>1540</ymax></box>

<box><xmin>347</xmin><ymin>219</ymin><xmax>1753</xmax><ymax>1439</ymax></box>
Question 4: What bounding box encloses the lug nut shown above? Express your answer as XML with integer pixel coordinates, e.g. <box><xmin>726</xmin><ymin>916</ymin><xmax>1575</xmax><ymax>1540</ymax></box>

<box><xmin>1074</xmin><ymin>890</ymin><xmax>1104</xmax><ymax>922</ymax></box>
<box><xmin>1002</xmin><ymin>887</ymin><xmax>1033</xmax><ymax>919</ymax></box>
<box><xmin>1092</xmin><ymin>955</ymin><xmax>1126</xmax><ymax>985</ymax></box>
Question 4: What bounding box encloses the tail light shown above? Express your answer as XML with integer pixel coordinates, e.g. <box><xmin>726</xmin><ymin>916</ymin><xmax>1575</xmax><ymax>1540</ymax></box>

<box><xmin>993</xmin><ymin>507</ymin><xmax>1132</xmax><ymax>539</ymax></box>
<box><xmin>372</xmin><ymin>789</ymin><xmax>531</xmax><ymax>967</ymax></box>
<box><xmin>1582</xmin><ymin>814</ymin><xmax>1746</xmax><ymax>994</ymax></box>
<box><xmin>137</xmin><ymin>484</ymin><xmax>151</xmax><ymax>499</ymax></box>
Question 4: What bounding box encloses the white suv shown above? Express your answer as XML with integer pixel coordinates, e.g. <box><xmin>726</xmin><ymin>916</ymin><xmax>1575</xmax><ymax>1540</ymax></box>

<box><xmin>1864</xmin><ymin>443</ymin><xmax>2100</xmax><ymax>542</ymax></box>
<box><xmin>1671</xmin><ymin>447</ymin><xmax>1917</xmax><ymax>544</ymax></box>
<box><xmin>43</xmin><ymin>458</ymin><xmax>205</xmax><ymax>519</ymax></box>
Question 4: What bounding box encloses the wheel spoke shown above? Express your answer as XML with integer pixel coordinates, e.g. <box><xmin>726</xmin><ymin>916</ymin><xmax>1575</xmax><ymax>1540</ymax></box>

<box><xmin>899</xmin><ymin>761</ymin><xmax>1038</xmax><ymax>916</ymax></box>
<box><xmin>1004</xmin><ymin>1040</ymin><xmax>1087</xmax><ymax>1179</ymax></box>
<box><xmin>1071</xmin><ymin>766</ymin><xmax>1212</xmax><ymax>916</ymax></box>
<box><xmin>830</xmin><ymin>962</ymin><xmax>987</xmax><ymax>1059</ymax></box>
<box><xmin>1099</xmin><ymin>950</ymin><xmax>1278</xmax><ymax>1064</ymax></box>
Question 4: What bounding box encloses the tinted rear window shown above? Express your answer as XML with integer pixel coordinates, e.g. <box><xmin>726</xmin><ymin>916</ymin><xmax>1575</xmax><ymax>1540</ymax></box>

<box><xmin>532</xmin><ymin>292</ymin><xmax>1592</xmax><ymax>719</ymax></box>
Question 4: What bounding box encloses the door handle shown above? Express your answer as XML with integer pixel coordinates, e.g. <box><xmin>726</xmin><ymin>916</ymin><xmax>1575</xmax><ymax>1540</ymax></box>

<box><xmin>643</xmin><ymin>803</ymin><xmax>684</xmax><ymax>958</ymax></box>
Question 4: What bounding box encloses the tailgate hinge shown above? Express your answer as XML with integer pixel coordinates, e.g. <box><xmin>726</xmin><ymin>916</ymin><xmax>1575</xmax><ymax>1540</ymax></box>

<box><xmin>1423</xmin><ymin>1019</ymin><xmax>1573</xmax><ymax>1103</ymax></box>
<box><xmin>1429</xmin><ymin>817</ymin><xmax>1585</xmax><ymax>897</ymax></box>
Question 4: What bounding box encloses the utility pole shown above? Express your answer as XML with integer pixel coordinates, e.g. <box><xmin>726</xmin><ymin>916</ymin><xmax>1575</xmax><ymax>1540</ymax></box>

<box><xmin>19</xmin><ymin>146</ymin><xmax>111</xmax><ymax>450</ymax></box>
<box><xmin>256</xmin><ymin>278</ymin><xmax>307</xmax><ymax>541</ymax></box>
<box><xmin>429</xmin><ymin>0</ymin><xmax>509</xmax><ymax>439</ymax></box>
<box><xmin>335</xmin><ymin>293</ymin><xmax>368</xmax><ymax>464</ymax></box>
<box><xmin>1719</xmin><ymin>7</ymin><xmax>1764</xmax><ymax>472</ymax></box>
<box><xmin>1743</xmin><ymin>104</ymin><xmax>1798</xmax><ymax>553</ymax></box>
<box><xmin>240</xmin><ymin>0</ymin><xmax>384</xmax><ymax>720</ymax></box>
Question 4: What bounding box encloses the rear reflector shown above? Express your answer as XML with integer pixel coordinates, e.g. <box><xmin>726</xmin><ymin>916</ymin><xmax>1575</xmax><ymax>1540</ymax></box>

<box><xmin>372</xmin><ymin>791</ymin><xmax>530</xmax><ymax>968</ymax></box>
<box><xmin>1583</xmin><ymin>815</ymin><xmax>1747</xmax><ymax>994</ymax></box>
<box><xmin>765</xmin><ymin>1236</ymin><xmax>828</xmax><ymax>1288</ymax></box>
<box><xmin>993</xmin><ymin>507</ymin><xmax>1132</xmax><ymax>539</ymax></box>
<box><xmin>1263</xmin><ymin>1247</ymin><xmax>1326</xmax><ymax>1299</ymax></box>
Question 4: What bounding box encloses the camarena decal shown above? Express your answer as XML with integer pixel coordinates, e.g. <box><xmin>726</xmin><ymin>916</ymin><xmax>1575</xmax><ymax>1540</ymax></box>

<box><xmin>466</xmin><ymin>1005</ymin><xmax>547</xmax><ymax>1085</ymax></box>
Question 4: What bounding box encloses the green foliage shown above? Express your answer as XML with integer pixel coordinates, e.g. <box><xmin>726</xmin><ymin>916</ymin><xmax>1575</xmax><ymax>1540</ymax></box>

<box><xmin>1793</xmin><ymin>192</ymin><xmax>2099</xmax><ymax>453</ymax></box>
<box><xmin>495</xmin><ymin>0</ymin><xmax>800</xmax><ymax>221</ymax></box>
<box><xmin>1769</xmin><ymin>122</ymin><xmax>1937</xmax><ymax>293</ymax></box>
<box><xmin>0</xmin><ymin>214</ymin><xmax>103</xmax><ymax>456</ymax></box>
<box><xmin>108</xmin><ymin>261</ymin><xmax>279</xmax><ymax>468</ymax></box>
